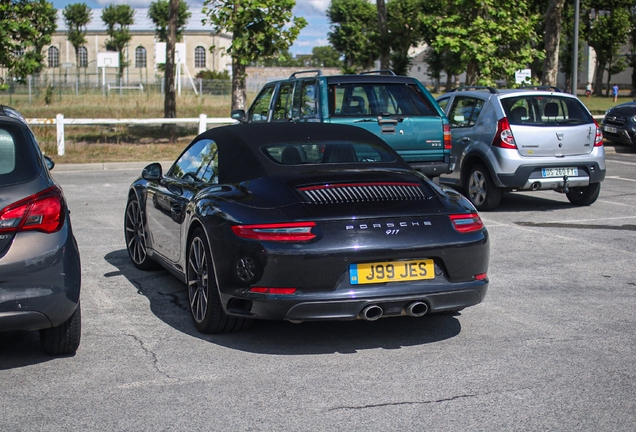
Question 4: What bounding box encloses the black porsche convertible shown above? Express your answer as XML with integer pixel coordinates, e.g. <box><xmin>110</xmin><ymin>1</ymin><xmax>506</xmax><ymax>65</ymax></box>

<box><xmin>125</xmin><ymin>123</ymin><xmax>489</xmax><ymax>333</ymax></box>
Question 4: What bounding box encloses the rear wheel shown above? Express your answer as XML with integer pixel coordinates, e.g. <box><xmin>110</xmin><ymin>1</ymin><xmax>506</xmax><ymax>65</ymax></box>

<box><xmin>466</xmin><ymin>165</ymin><xmax>501</xmax><ymax>211</ymax></box>
<box><xmin>125</xmin><ymin>196</ymin><xmax>158</xmax><ymax>270</ymax></box>
<box><xmin>187</xmin><ymin>228</ymin><xmax>252</xmax><ymax>334</ymax></box>
<box><xmin>566</xmin><ymin>182</ymin><xmax>601</xmax><ymax>206</ymax></box>
<box><xmin>41</xmin><ymin>302</ymin><xmax>81</xmax><ymax>356</ymax></box>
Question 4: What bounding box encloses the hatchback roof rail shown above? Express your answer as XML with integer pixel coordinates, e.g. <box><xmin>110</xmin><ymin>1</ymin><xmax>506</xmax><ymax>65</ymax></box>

<box><xmin>518</xmin><ymin>85</ymin><xmax>562</xmax><ymax>92</ymax></box>
<box><xmin>289</xmin><ymin>70</ymin><xmax>323</xmax><ymax>79</ymax></box>
<box><xmin>359</xmin><ymin>70</ymin><xmax>396</xmax><ymax>76</ymax></box>
<box><xmin>449</xmin><ymin>86</ymin><xmax>498</xmax><ymax>94</ymax></box>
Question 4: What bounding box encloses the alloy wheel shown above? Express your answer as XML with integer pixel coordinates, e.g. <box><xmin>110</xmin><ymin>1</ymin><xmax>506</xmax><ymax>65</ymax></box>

<box><xmin>125</xmin><ymin>199</ymin><xmax>148</xmax><ymax>265</ymax></box>
<box><xmin>188</xmin><ymin>237</ymin><xmax>209</xmax><ymax>323</ymax></box>
<box><xmin>468</xmin><ymin>169</ymin><xmax>487</xmax><ymax>206</ymax></box>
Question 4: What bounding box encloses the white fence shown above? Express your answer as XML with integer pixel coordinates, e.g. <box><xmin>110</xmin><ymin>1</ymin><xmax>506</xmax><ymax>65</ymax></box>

<box><xmin>27</xmin><ymin>114</ymin><xmax>236</xmax><ymax>156</ymax></box>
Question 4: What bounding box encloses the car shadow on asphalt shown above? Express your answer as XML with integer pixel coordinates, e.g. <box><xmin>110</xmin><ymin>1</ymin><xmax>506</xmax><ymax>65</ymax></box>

<box><xmin>104</xmin><ymin>249</ymin><xmax>463</xmax><ymax>355</ymax></box>
<box><xmin>0</xmin><ymin>331</ymin><xmax>57</xmax><ymax>369</ymax></box>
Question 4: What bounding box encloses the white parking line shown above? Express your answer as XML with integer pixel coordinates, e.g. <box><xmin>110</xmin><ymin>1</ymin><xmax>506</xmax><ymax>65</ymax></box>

<box><xmin>605</xmin><ymin>159</ymin><xmax>636</xmax><ymax>166</ymax></box>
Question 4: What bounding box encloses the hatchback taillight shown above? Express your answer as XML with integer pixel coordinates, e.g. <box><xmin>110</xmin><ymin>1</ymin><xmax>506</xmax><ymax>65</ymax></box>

<box><xmin>492</xmin><ymin>117</ymin><xmax>517</xmax><ymax>149</ymax></box>
<box><xmin>231</xmin><ymin>222</ymin><xmax>316</xmax><ymax>242</ymax></box>
<box><xmin>449</xmin><ymin>213</ymin><xmax>484</xmax><ymax>233</ymax></box>
<box><xmin>593</xmin><ymin>119</ymin><xmax>603</xmax><ymax>147</ymax></box>
<box><xmin>0</xmin><ymin>186</ymin><xmax>65</xmax><ymax>234</ymax></box>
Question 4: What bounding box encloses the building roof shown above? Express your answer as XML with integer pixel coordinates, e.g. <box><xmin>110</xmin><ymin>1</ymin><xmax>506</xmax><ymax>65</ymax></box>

<box><xmin>56</xmin><ymin>8</ymin><xmax>215</xmax><ymax>34</ymax></box>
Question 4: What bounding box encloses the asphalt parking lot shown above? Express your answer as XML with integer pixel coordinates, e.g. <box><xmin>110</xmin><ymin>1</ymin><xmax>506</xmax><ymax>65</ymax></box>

<box><xmin>1</xmin><ymin>144</ymin><xmax>635</xmax><ymax>431</ymax></box>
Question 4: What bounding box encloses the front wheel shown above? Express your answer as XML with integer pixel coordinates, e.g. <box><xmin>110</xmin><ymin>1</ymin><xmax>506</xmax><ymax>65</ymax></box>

<box><xmin>187</xmin><ymin>228</ymin><xmax>252</xmax><ymax>334</ymax></box>
<box><xmin>566</xmin><ymin>182</ymin><xmax>601</xmax><ymax>206</ymax></box>
<box><xmin>466</xmin><ymin>165</ymin><xmax>501</xmax><ymax>211</ymax></box>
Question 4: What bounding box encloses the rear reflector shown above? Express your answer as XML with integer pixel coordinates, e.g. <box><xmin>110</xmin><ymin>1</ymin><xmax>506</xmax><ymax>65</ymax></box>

<box><xmin>449</xmin><ymin>213</ymin><xmax>484</xmax><ymax>233</ymax></box>
<box><xmin>249</xmin><ymin>287</ymin><xmax>297</xmax><ymax>295</ymax></box>
<box><xmin>0</xmin><ymin>186</ymin><xmax>64</xmax><ymax>234</ymax></box>
<box><xmin>475</xmin><ymin>273</ymin><xmax>487</xmax><ymax>281</ymax></box>
<box><xmin>231</xmin><ymin>222</ymin><xmax>316</xmax><ymax>242</ymax></box>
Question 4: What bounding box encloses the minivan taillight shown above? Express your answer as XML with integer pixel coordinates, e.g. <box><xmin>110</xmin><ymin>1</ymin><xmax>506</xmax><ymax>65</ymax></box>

<box><xmin>443</xmin><ymin>123</ymin><xmax>452</xmax><ymax>150</ymax></box>
<box><xmin>492</xmin><ymin>117</ymin><xmax>517</xmax><ymax>149</ymax></box>
<box><xmin>231</xmin><ymin>222</ymin><xmax>316</xmax><ymax>242</ymax></box>
<box><xmin>0</xmin><ymin>186</ymin><xmax>65</xmax><ymax>234</ymax></box>
<box><xmin>593</xmin><ymin>119</ymin><xmax>603</xmax><ymax>147</ymax></box>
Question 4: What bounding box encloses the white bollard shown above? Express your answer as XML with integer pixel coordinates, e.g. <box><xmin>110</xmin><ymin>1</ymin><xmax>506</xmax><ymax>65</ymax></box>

<box><xmin>56</xmin><ymin>113</ymin><xmax>65</xmax><ymax>156</ymax></box>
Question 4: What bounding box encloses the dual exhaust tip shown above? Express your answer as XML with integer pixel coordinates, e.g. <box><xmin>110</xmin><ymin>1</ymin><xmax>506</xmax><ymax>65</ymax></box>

<box><xmin>359</xmin><ymin>301</ymin><xmax>428</xmax><ymax>321</ymax></box>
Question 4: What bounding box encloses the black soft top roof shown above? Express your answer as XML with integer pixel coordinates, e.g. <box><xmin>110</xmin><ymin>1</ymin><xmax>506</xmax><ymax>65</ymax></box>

<box><xmin>194</xmin><ymin>122</ymin><xmax>408</xmax><ymax>184</ymax></box>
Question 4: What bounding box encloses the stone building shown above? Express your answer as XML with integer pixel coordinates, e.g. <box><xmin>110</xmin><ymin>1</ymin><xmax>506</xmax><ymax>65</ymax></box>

<box><xmin>37</xmin><ymin>8</ymin><xmax>232</xmax><ymax>86</ymax></box>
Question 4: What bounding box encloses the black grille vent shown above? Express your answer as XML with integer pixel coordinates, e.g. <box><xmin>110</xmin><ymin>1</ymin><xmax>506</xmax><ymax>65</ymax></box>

<box><xmin>604</xmin><ymin>115</ymin><xmax>626</xmax><ymax>126</ymax></box>
<box><xmin>298</xmin><ymin>182</ymin><xmax>427</xmax><ymax>204</ymax></box>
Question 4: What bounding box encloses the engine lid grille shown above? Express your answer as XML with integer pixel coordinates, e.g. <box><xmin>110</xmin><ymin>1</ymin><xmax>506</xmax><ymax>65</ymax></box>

<box><xmin>297</xmin><ymin>182</ymin><xmax>428</xmax><ymax>204</ymax></box>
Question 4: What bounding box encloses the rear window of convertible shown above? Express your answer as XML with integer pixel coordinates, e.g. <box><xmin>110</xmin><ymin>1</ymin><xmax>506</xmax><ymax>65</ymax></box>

<box><xmin>262</xmin><ymin>141</ymin><xmax>397</xmax><ymax>165</ymax></box>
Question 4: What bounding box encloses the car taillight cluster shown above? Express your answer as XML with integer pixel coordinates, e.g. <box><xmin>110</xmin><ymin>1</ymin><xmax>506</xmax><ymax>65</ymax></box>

<box><xmin>443</xmin><ymin>123</ymin><xmax>452</xmax><ymax>150</ymax></box>
<box><xmin>231</xmin><ymin>222</ymin><xmax>316</xmax><ymax>242</ymax></box>
<box><xmin>492</xmin><ymin>117</ymin><xmax>517</xmax><ymax>149</ymax></box>
<box><xmin>449</xmin><ymin>213</ymin><xmax>484</xmax><ymax>233</ymax></box>
<box><xmin>0</xmin><ymin>186</ymin><xmax>65</xmax><ymax>234</ymax></box>
<box><xmin>593</xmin><ymin>119</ymin><xmax>603</xmax><ymax>147</ymax></box>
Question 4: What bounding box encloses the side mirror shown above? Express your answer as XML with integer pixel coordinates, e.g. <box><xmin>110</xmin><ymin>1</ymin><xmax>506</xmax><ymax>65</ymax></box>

<box><xmin>44</xmin><ymin>155</ymin><xmax>55</xmax><ymax>171</ymax></box>
<box><xmin>142</xmin><ymin>162</ymin><xmax>162</xmax><ymax>182</ymax></box>
<box><xmin>231</xmin><ymin>109</ymin><xmax>247</xmax><ymax>123</ymax></box>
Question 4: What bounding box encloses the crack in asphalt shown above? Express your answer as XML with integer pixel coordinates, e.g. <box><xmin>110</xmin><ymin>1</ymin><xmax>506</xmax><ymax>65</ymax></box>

<box><xmin>158</xmin><ymin>291</ymin><xmax>189</xmax><ymax>311</ymax></box>
<box><xmin>126</xmin><ymin>333</ymin><xmax>174</xmax><ymax>380</ymax></box>
<box><xmin>516</xmin><ymin>222</ymin><xmax>636</xmax><ymax>231</ymax></box>
<box><xmin>327</xmin><ymin>393</ymin><xmax>478</xmax><ymax>412</ymax></box>
<box><xmin>131</xmin><ymin>279</ymin><xmax>144</xmax><ymax>295</ymax></box>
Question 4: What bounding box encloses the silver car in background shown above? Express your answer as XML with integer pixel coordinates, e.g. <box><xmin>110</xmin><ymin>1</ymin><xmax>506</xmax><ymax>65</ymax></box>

<box><xmin>0</xmin><ymin>106</ymin><xmax>81</xmax><ymax>355</ymax></box>
<box><xmin>436</xmin><ymin>87</ymin><xmax>605</xmax><ymax>210</ymax></box>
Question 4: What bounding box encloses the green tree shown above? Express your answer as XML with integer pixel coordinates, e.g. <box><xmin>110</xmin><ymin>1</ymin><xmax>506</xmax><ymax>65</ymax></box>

<box><xmin>101</xmin><ymin>4</ymin><xmax>134</xmax><ymax>80</ymax></box>
<box><xmin>148</xmin><ymin>0</ymin><xmax>191</xmax><ymax>42</ymax></box>
<box><xmin>202</xmin><ymin>0</ymin><xmax>307</xmax><ymax>111</ymax></box>
<box><xmin>585</xmin><ymin>3</ymin><xmax>631</xmax><ymax>96</ymax></box>
<box><xmin>0</xmin><ymin>0</ymin><xmax>57</xmax><ymax>82</ymax></box>
<box><xmin>387</xmin><ymin>0</ymin><xmax>423</xmax><ymax>76</ymax></box>
<box><xmin>423</xmin><ymin>0</ymin><xmax>543</xmax><ymax>86</ymax></box>
<box><xmin>310</xmin><ymin>46</ymin><xmax>341</xmax><ymax>68</ymax></box>
<box><xmin>63</xmin><ymin>3</ymin><xmax>92</xmax><ymax>81</ymax></box>
<box><xmin>327</xmin><ymin>0</ymin><xmax>378</xmax><ymax>73</ymax></box>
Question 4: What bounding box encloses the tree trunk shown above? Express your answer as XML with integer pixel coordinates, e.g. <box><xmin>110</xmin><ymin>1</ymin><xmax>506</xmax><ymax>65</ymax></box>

<box><xmin>593</xmin><ymin>57</ymin><xmax>605</xmax><ymax>96</ymax></box>
<box><xmin>232</xmin><ymin>59</ymin><xmax>247</xmax><ymax>111</ymax></box>
<box><xmin>466</xmin><ymin>60</ymin><xmax>479</xmax><ymax>86</ymax></box>
<box><xmin>376</xmin><ymin>0</ymin><xmax>389</xmax><ymax>71</ymax></box>
<box><xmin>163</xmin><ymin>0</ymin><xmax>178</xmax><ymax>125</ymax></box>
<box><xmin>541</xmin><ymin>0</ymin><xmax>565</xmax><ymax>86</ymax></box>
<box><xmin>445</xmin><ymin>72</ymin><xmax>453</xmax><ymax>92</ymax></box>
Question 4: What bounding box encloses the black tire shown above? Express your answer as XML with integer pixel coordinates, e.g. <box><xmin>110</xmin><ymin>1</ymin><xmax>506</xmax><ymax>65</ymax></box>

<box><xmin>187</xmin><ymin>228</ymin><xmax>252</xmax><ymax>334</ymax></box>
<box><xmin>466</xmin><ymin>165</ymin><xmax>502</xmax><ymax>211</ymax></box>
<box><xmin>41</xmin><ymin>302</ymin><xmax>81</xmax><ymax>356</ymax></box>
<box><xmin>566</xmin><ymin>182</ymin><xmax>601</xmax><ymax>206</ymax></box>
<box><xmin>125</xmin><ymin>195</ymin><xmax>158</xmax><ymax>270</ymax></box>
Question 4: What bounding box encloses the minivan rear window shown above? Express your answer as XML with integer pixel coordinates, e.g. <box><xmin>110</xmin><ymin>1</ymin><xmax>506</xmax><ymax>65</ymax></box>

<box><xmin>0</xmin><ymin>124</ymin><xmax>39</xmax><ymax>186</ymax></box>
<box><xmin>502</xmin><ymin>96</ymin><xmax>592</xmax><ymax>126</ymax></box>
<box><xmin>329</xmin><ymin>83</ymin><xmax>436</xmax><ymax>117</ymax></box>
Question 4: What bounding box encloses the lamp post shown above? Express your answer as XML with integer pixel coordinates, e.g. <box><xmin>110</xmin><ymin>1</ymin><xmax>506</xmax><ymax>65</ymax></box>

<box><xmin>572</xmin><ymin>0</ymin><xmax>580</xmax><ymax>95</ymax></box>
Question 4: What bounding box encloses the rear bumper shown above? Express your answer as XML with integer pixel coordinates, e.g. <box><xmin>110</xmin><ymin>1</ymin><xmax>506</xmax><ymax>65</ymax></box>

<box><xmin>0</xmin><ymin>225</ymin><xmax>81</xmax><ymax>332</ymax></box>
<box><xmin>410</xmin><ymin>155</ymin><xmax>455</xmax><ymax>177</ymax></box>
<box><xmin>221</xmin><ymin>278</ymin><xmax>488</xmax><ymax>321</ymax></box>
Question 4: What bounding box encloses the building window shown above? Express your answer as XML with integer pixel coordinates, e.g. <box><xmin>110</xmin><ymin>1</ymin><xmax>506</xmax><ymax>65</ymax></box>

<box><xmin>48</xmin><ymin>46</ymin><xmax>59</xmax><ymax>68</ymax></box>
<box><xmin>135</xmin><ymin>46</ymin><xmax>147</xmax><ymax>68</ymax></box>
<box><xmin>78</xmin><ymin>47</ymin><xmax>88</xmax><ymax>67</ymax></box>
<box><xmin>195</xmin><ymin>46</ymin><xmax>206</xmax><ymax>68</ymax></box>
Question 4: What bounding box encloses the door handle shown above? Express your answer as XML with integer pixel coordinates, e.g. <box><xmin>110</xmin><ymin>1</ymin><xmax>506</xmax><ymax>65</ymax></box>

<box><xmin>171</xmin><ymin>204</ymin><xmax>182</xmax><ymax>215</ymax></box>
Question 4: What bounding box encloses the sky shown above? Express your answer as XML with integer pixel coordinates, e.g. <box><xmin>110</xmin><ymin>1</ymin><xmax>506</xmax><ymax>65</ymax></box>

<box><xmin>50</xmin><ymin>0</ymin><xmax>331</xmax><ymax>56</ymax></box>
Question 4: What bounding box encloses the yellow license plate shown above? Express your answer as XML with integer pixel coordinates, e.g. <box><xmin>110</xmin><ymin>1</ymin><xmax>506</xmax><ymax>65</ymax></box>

<box><xmin>350</xmin><ymin>259</ymin><xmax>434</xmax><ymax>285</ymax></box>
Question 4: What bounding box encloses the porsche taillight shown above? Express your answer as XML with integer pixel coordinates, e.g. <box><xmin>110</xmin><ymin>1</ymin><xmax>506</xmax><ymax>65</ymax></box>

<box><xmin>492</xmin><ymin>117</ymin><xmax>517</xmax><ymax>149</ymax></box>
<box><xmin>0</xmin><ymin>186</ymin><xmax>65</xmax><ymax>234</ymax></box>
<box><xmin>231</xmin><ymin>222</ymin><xmax>316</xmax><ymax>242</ymax></box>
<box><xmin>449</xmin><ymin>213</ymin><xmax>484</xmax><ymax>233</ymax></box>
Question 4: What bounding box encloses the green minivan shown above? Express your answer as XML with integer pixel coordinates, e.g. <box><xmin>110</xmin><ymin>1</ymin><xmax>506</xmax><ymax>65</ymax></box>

<box><xmin>231</xmin><ymin>70</ymin><xmax>455</xmax><ymax>177</ymax></box>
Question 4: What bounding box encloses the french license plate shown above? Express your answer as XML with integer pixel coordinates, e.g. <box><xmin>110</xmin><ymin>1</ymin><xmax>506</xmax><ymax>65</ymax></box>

<box><xmin>604</xmin><ymin>125</ymin><xmax>617</xmax><ymax>133</ymax></box>
<box><xmin>542</xmin><ymin>167</ymin><xmax>578</xmax><ymax>177</ymax></box>
<box><xmin>349</xmin><ymin>259</ymin><xmax>434</xmax><ymax>285</ymax></box>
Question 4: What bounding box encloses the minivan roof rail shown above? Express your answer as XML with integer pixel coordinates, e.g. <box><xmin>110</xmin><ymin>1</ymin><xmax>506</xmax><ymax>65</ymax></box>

<box><xmin>289</xmin><ymin>70</ymin><xmax>323</xmax><ymax>78</ymax></box>
<box><xmin>449</xmin><ymin>86</ymin><xmax>499</xmax><ymax>94</ymax></box>
<box><xmin>359</xmin><ymin>70</ymin><xmax>396</xmax><ymax>76</ymax></box>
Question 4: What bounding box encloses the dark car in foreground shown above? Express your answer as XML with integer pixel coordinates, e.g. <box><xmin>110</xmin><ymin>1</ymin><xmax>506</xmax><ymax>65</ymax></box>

<box><xmin>0</xmin><ymin>106</ymin><xmax>81</xmax><ymax>355</ymax></box>
<box><xmin>602</xmin><ymin>101</ymin><xmax>636</xmax><ymax>146</ymax></box>
<box><xmin>125</xmin><ymin>123</ymin><xmax>489</xmax><ymax>334</ymax></box>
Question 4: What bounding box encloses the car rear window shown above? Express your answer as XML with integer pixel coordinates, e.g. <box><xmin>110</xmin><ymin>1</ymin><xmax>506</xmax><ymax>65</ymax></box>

<box><xmin>0</xmin><ymin>124</ymin><xmax>39</xmax><ymax>186</ymax></box>
<box><xmin>502</xmin><ymin>96</ymin><xmax>593</xmax><ymax>126</ymax></box>
<box><xmin>262</xmin><ymin>141</ymin><xmax>397</xmax><ymax>165</ymax></box>
<box><xmin>329</xmin><ymin>83</ymin><xmax>436</xmax><ymax>117</ymax></box>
